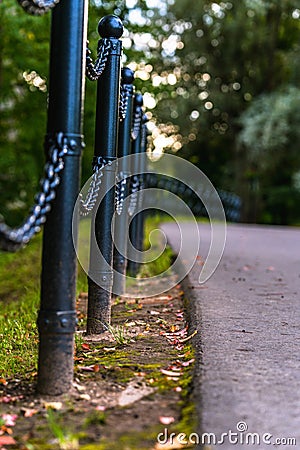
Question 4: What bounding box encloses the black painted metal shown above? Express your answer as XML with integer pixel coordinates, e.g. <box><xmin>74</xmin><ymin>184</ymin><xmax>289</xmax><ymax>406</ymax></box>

<box><xmin>145</xmin><ymin>174</ymin><xmax>242</xmax><ymax>222</ymax></box>
<box><xmin>127</xmin><ymin>93</ymin><xmax>143</xmax><ymax>277</ymax></box>
<box><xmin>113</xmin><ymin>68</ymin><xmax>135</xmax><ymax>296</ymax></box>
<box><xmin>37</xmin><ymin>0</ymin><xmax>88</xmax><ymax>395</ymax></box>
<box><xmin>135</xmin><ymin>115</ymin><xmax>149</xmax><ymax>264</ymax></box>
<box><xmin>0</xmin><ymin>133</ymin><xmax>75</xmax><ymax>252</ymax></box>
<box><xmin>87</xmin><ymin>15</ymin><xmax>123</xmax><ymax>334</ymax></box>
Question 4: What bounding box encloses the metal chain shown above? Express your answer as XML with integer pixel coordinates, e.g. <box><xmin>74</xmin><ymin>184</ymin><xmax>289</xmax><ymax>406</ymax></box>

<box><xmin>119</xmin><ymin>85</ymin><xmax>131</xmax><ymax>122</ymax></box>
<box><xmin>137</xmin><ymin>177</ymin><xmax>144</xmax><ymax>210</ymax></box>
<box><xmin>145</xmin><ymin>173</ymin><xmax>241</xmax><ymax>222</ymax></box>
<box><xmin>131</xmin><ymin>111</ymin><xmax>142</xmax><ymax>140</ymax></box>
<box><xmin>79</xmin><ymin>156</ymin><xmax>115</xmax><ymax>217</ymax></box>
<box><xmin>86</xmin><ymin>39</ymin><xmax>112</xmax><ymax>81</ymax></box>
<box><xmin>79</xmin><ymin>169</ymin><xmax>103</xmax><ymax>217</ymax></box>
<box><xmin>128</xmin><ymin>175</ymin><xmax>139</xmax><ymax>216</ymax></box>
<box><xmin>0</xmin><ymin>132</ymin><xmax>69</xmax><ymax>252</ymax></box>
<box><xmin>115</xmin><ymin>173</ymin><xmax>127</xmax><ymax>215</ymax></box>
<box><xmin>17</xmin><ymin>0</ymin><xmax>60</xmax><ymax>15</ymax></box>
<box><xmin>79</xmin><ymin>165</ymin><xmax>106</xmax><ymax>218</ymax></box>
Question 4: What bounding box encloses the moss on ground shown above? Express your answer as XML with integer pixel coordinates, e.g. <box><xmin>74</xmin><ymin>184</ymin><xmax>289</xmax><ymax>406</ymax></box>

<box><xmin>0</xmin><ymin>217</ymin><xmax>197</xmax><ymax>449</ymax></box>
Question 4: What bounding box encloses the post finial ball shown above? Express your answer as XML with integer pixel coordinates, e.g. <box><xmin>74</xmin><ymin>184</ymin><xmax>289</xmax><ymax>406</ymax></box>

<box><xmin>98</xmin><ymin>15</ymin><xmax>123</xmax><ymax>39</ymax></box>
<box><xmin>134</xmin><ymin>93</ymin><xmax>143</xmax><ymax>107</ymax></box>
<box><xmin>122</xmin><ymin>67</ymin><xmax>134</xmax><ymax>85</ymax></box>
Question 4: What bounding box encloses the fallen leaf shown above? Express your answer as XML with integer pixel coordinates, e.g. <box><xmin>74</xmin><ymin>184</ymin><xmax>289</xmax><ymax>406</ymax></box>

<box><xmin>174</xmin><ymin>386</ymin><xmax>182</xmax><ymax>392</ymax></box>
<box><xmin>180</xmin><ymin>358</ymin><xmax>195</xmax><ymax>367</ymax></box>
<box><xmin>44</xmin><ymin>402</ymin><xmax>63</xmax><ymax>411</ymax></box>
<box><xmin>22</xmin><ymin>408</ymin><xmax>38</xmax><ymax>418</ymax></box>
<box><xmin>176</xmin><ymin>312</ymin><xmax>184</xmax><ymax>318</ymax></box>
<box><xmin>168</xmin><ymin>366</ymin><xmax>182</xmax><ymax>372</ymax></box>
<box><xmin>79</xmin><ymin>365</ymin><xmax>95</xmax><ymax>372</ymax></box>
<box><xmin>134</xmin><ymin>372</ymin><xmax>146</xmax><ymax>377</ymax></box>
<box><xmin>82</xmin><ymin>343</ymin><xmax>91</xmax><ymax>351</ymax></box>
<box><xmin>159</xmin><ymin>416</ymin><xmax>175</xmax><ymax>425</ymax></box>
<box><xmin>125</xmin><ymin>321</ymin><xmax>136</xmax><ymax>327</ymax></box>
<box><xmin>0</xmin><ymin>395</ymin><xmax>23</xmax><ymax>404</ymax></box>
<box><xmin>175</xmin><ymin>345</ymin><xmax>184</xmax><ymax>351</ymax></box>
<box><xmin>179</xmin><ymin>330</ymin><xmax>198</xmax><ymax>343</ymax></box>
<box><xmin>73</xmin><ymin>382</ymin><xmax>85</xmax><ymax>392</ymax></box>
<box><xmin>0</xmin><ymin>435</ymin><xmax>16</xmax><ymax>445</ymax></box>
<box><xmin>150</xmin><ymin>310</ymin><xmax>160</xmax><ymax>316</ymax></box>
<box><xmin>161</xmin><ymin>369</ymin><xmax>182</xmax><ymax>378</ymax></box>
<box><xmin>1</xmin><ymin>415</ymin><xmax>17</xmax><ymax>427</ymax></box>
<box><xmin>0</xmin><ymin>426</ymin><xmax>13</xmax><ymax>435</ymax></box>
<box><xmin>95</xmin><ymin>405</ymin><xmax>106</xmax><ymax>411</ymax></box>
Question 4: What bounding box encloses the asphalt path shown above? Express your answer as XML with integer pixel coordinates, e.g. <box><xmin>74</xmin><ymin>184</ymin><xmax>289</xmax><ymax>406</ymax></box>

<box><xmin>161</xmin><ymin>222</ymin><xmax>300</xmax><ymax>450</ymax></box>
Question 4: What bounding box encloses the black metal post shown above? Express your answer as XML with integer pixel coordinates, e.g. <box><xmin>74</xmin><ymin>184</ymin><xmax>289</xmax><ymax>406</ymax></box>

<box><xmin>87</xmin><ymin>16</ymin><xmax>123</xmax><ymax>334</ymax></box>
<box><xmin>112</xmin><ymin>67</ymin><xmax>134</xmax><ymax>296</ymax></box>
<box><xmin>135</xmin><ymin>114</ymin><xmax>149</xmax><ymax>260</ymax></box>
<box><xmin>37</xmin><ymin>0</ymin><xmax>88</xmax><ymax>395</ymax></box>
<box><xmin>127</xmin><ymin>93</ymin><xmax>143</xmax><ymax>277</ymax></box>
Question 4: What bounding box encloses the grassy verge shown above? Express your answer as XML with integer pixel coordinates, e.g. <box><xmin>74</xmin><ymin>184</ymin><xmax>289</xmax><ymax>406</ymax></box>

<box><xmin>0</xmin><ymin>215</ymin><xmax>198</xmax><ymax>449</ymax></box>
<box><xmin>0</xmin><ymin>236</ymin><xmax>41</xmax><ymax>378</ymax></box>
<box><xmin>0</xmin><ymin>214</ymin><xmax>172</xmax><ymax>379</ymax></box>
<box><xmin>138</xmin><ymin>213</ymin><xmax>174</xmax><ymax>278</ymax></box>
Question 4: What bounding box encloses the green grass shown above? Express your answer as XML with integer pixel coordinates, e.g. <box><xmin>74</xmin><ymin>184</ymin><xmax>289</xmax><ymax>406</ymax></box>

<box><xmin>0</xmin><ymin>213</ymin><xmax>172</xmax><ymax>379</ymax></box>
<box><xmin>138</xmin><ymin>214</ymin><xmax>174</xmax><ymax>278</ymax></box>
<box><xmin>0</xmin><ymin>236</ymin><xmax>42</xmax><ymax>378</ymax></box>
<box><xmin>0</xmin><ymin>234</ymin><xmax>88</xmax><ymax>379</ymax></box>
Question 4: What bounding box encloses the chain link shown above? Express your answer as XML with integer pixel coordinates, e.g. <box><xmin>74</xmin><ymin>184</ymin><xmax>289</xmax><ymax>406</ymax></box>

<box><xmin>128</xmin><ymin>175</ymin><xmax>139</xmax><ymax>216</ymax></box>
<box><xmin>0</xmin><ymin>132</ymin><xmax>70</xmax><ymax>252</ymax></box>
<box><xmin>119</xmin><ymin>85</ymin><xmax>131</xmax><ymax>122</ymax></box>
<box><xmin>145</xmin><ymin>173</ymin><xmax>241</xmax><ymax>222</ymax></box>
<box><xmin>79</xmin><ymin>156</ymin><xmax>116</xmax><ymax>217</ymax></box>
<box><xmin>115</xmin><ymin>173</ymin><xmax>127</xmax><ymax>215</ymax></box>
<box><xmin>86</xmin><ymin>39</ymin><xmax>112</xmax><ymax>81</ymax></box>
<box><xmin>131</xmin><ymin>111</ymin><xmax>142</xmax><ymax>140</ymax></box>
<box><xmin>79</xmin><ymin>162</ymin><xmax>107</xmax><ymax>218</ymax></box>
<box><xmin>17</xmin><ymin>0</ymin><xmax>60</xmax><ymax>15</ymax></box>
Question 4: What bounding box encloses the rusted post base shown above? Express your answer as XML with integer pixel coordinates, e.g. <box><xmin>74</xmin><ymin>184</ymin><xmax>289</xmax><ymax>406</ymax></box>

<box><xmin>87</xmin><ymin>277</ymin><xmax>112</xmax><ymax>333</ymax></box>
<box><xmin>37</xmin><ymin>335</ymin><xmax>74</xmax><ymax>395</ymax></box>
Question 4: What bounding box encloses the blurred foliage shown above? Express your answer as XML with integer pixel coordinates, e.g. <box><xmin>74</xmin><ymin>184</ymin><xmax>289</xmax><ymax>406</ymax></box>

<box><xmin>1</xmin><ymin>0</ymin><xmax>300</xmax><ymax>225</ymax></box>
<box><xmin>148</xmin><ymin>0</ymin><xmax>300</xmax><ymax>223</ymax></box>
<box><xmin>0</xmin><ymin>1</ymin><xmax>50</xmax><ymax>225</ymax></box>
<box><xmin>238</xmin><ymin>86</ymin><xmax>300</xmax><ymax>223</ymax></box>
<box><xmin>238</xmin><ymin>86</ymin><xmax>300</xmax><ymax>170</ymax></box>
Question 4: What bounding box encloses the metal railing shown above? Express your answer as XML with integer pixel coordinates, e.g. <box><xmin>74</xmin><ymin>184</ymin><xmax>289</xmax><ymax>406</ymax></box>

<box><xmin>0</xmin><ymin>3</ymin><xmax>241</xmax><ymax>395</ymax></box>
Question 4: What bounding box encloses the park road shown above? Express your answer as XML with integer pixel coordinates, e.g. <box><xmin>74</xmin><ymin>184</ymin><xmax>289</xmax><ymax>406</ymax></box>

<box><xmin>161</xmin><ymin>222</ymin><xmax>300</xmax><ymax>450</ymax></box>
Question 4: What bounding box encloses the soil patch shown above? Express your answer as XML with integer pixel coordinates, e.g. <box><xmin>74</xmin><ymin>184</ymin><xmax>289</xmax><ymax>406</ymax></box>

<box><xmin>0</xmin><ymin>275</ymin><xmax>196</xmax><ymax>449</ymax></box>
